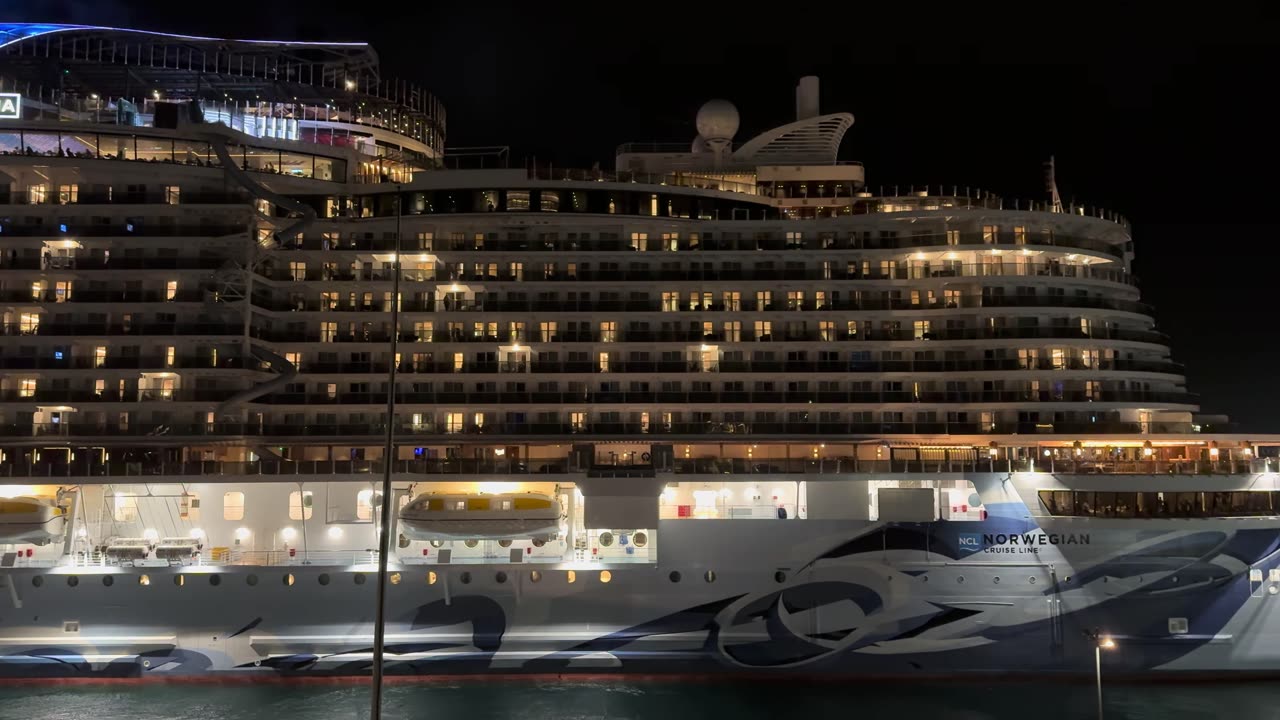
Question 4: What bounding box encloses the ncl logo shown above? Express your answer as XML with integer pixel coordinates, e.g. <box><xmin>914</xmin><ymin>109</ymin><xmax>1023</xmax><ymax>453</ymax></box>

<box><xmin>958</xmin><ymin>533</ymin><xmax>984</xmax><ymax>550</ymax></box>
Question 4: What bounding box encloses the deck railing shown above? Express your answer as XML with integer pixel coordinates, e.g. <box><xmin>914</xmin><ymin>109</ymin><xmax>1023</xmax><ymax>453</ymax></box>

<box><xmin>2</xmin><ymin>456</ymin><xmax>1274</xmax><ymax>480</ymax></box>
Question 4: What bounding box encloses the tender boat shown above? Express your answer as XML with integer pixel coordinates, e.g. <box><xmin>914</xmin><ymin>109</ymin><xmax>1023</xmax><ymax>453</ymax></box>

<box><xmin>0</xmin><ymin>497</ymin><xmax>67</xmax><ymax>545</ymax></box>
<box><xmin>399</xmin><ymin>492</ymin><xmax>561</xmax><ymax>541</ymax></box>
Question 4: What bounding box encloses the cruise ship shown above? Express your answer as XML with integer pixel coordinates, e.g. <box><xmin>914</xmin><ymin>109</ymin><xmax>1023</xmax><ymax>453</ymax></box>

<box><xmin>1</xmin><ymin>22</ymin><xmax>1279</xmax><ymax>679</ymax></box>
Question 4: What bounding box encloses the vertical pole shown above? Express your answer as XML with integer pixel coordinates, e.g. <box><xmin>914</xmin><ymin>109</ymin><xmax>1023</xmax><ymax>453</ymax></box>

<box><xmin>1095</xmin><ymin>644</ymin><xmax>1104</xmax><ymax>720</ymax></box>
<box><xmin>370</xmin><ymin>186</ymin><xmax>403</xmax><ymax>720</ymax></box>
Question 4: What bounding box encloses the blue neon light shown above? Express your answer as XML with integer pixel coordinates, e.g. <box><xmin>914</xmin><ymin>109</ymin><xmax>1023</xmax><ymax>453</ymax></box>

<box><xmin>0</xmin><ymin>23</ymin><xmax>368</xmax><ymax>50</ymax></box>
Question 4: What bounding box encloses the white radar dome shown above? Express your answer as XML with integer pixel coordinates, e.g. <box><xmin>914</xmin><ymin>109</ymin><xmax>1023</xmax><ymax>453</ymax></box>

<box><xmin>696</xmin><ymin>99</ymin><xmax>739</xmax><ymax>141</ymax></box>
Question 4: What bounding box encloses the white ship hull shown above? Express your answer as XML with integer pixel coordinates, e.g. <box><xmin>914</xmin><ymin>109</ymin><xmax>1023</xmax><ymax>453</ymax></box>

<box><xmin>4</xmin><ymin>503</ymin><xmax>1280</xmax><ymax>679</ymax></box>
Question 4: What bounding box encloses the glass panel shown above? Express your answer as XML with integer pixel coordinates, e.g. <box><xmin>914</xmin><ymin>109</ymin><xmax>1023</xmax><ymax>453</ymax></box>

<box><xmin>314</xmin><ymin>156</ymin><xmax>339</xmax><ymax>181</ymax></box>
<box><xmin>507</xmin><ymin>190</ymin><xmax>531</xmax><ymax>211</ymax></box>
<box><xmin>103</xmin><ymin>133</ymin><xmax>136</xmax><ymax>160</ymax></box>
<box><xmin>173</xmin><ymin>139</ymin><xmax>215</xmax><ymax>167</ymax></box>
<box><xmin>244</xmin><ymin>146</ymin><xmax>279</xmax><ymax>173</ymax></box>
<box><xmin>135</xmin><ymin>136</ymin><xmax>173</xmax><ymax>162</ymax></box>
<box><xmin>0</xmin><ymin>131</ymin><xmax>22</xmax><ymax>155</ymax></box>
<box><xmin>60</xmin><ymin>132</ymin><xmax>97</xmax><ymax>158</ymax></box>
<box><xmin>20</xmin><ymin>132</ymin><xmax>61</xmax><ymax>157</ymax></box>
<box><xmin>278</xmin><ymin>151</ymin><xmax>314</xmax><ymax>178</ymax></box>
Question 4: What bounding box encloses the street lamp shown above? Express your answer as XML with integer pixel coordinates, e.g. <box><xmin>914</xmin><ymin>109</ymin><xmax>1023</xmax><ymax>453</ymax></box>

<box><xmin>1089</xmin><ymin>630</ymin><xmax>1117</xmax><ymax>719</ymax></box>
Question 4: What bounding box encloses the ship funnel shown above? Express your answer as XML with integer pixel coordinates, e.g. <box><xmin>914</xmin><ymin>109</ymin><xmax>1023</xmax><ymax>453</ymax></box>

<box><xmin>796</xmin><ymin>76</ymin><xmax>820</xmax><ymax>121</ymax></box>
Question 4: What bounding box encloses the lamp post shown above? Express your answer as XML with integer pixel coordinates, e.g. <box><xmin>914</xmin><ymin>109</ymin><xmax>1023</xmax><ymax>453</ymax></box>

<box><xmin>1089</xmin><ymin>630</ymin><xmax>1116</xmax><ymax>719</ymax></box>
<box><xmin>369</xmin><ymin>185</ymin><xmax>403</xmax><ymax>720</ymax></box>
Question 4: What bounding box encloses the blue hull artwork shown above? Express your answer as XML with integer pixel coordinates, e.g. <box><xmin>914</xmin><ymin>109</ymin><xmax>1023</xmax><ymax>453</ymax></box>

<box><xmin>4</xmin><ymin>510</ymin><xmax>1280</xmax><ymax>680</ymax></box>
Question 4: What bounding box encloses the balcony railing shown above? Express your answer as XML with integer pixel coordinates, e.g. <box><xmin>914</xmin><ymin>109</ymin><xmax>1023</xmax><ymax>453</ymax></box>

<box><xmin>1</xmin><ymin>322</ymin><xmax>243</xmax><ymax>337</ymax></box>
<box><xmin>252</xmin><ymin>261</ymin><xmax>1135</xmax><ymax>287</ymax></box>
<box><xmin>0</xmin><ymin>419</ymin><xmax>1205</xmax><ymax>439</ymax></box>
<box><xmin>2</xmin><ymin>456</ymin><xmax>1271</xmax><ymax>479</ymax></box>
<box><xmin>249</xmin><ymin>389</ymin><xmax>1197</xmax><ymax>407</ymax></box>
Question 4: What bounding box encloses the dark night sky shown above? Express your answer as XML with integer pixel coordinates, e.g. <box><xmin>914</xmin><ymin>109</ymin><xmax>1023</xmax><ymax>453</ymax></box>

<box><xmin>7</xmin><ymin>1</ymin><xmax>1280</xmax><ymax>429</ymax></box>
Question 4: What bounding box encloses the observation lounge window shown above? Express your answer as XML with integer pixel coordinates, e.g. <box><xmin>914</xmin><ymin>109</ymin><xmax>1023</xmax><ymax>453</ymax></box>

<box><xmin>1038</xmin><ymin>490</ymin><xmax>1280</xmax><ymax>518</ymax></box>
<box><xmin>506</xmin><ymin>190</ymin><xmax>531</xmax><ymax>211</ymax></box>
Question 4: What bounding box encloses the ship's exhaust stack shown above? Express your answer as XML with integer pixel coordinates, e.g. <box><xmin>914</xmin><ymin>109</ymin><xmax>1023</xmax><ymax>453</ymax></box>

<box><xmin>796</xmin><ymin>76</ymin><xmax>820</xmax><ymax>121</ymax></box>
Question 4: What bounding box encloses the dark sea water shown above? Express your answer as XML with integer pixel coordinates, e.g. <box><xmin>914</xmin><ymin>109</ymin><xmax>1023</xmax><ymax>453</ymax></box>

<box><xmin>0</xmin><ymin>679</ymin><xmax>1266</xmax><ymax>720</ymax></box>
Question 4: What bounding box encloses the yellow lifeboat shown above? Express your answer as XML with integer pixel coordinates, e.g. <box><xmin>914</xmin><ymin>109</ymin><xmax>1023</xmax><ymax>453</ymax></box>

<box><xmin>0</xmin><ymin>497</ymin><xmax>67</xmax><ymax>545</ymax></box>
<box><xmin>399</xmin><ymin>492</ymin><xmax>561</xmax><ymax>541</ymax></box>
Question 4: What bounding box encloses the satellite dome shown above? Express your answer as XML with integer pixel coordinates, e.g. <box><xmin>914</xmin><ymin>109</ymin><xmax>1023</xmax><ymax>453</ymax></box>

<box><xmin>696</xmin><ymin>99</ymin><xmax>739</xmax><ymax>141</ymax></box>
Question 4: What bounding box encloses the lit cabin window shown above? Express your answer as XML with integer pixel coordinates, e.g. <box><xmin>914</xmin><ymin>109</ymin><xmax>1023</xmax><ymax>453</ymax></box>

<box><xmin>357</xmin><ymin>489</ymin><xmax>376</xmax><ymax>521</ymax></box>
<box><xmin>501</xmin><ymin>499</ymin><xmax>513</xmax><ymax>511</ymax></box>
<box><xmin>223</xmin><ymin>492</ymin><xmax>245</xmax><ymax>521</ymax></box>
<box><xmin>113</xmin><ymin>493</ymin><xmax>138</xmax><ymax>522</ymax></box>
<box><xmin>453</xmin><ymin>500</ymin><xmax>466</xmax><ymax>511</ymax></box>
<box><xmin>288</xmin><ymin>491</ymin><xmax>314</xmax><ymax>520</ymax></box>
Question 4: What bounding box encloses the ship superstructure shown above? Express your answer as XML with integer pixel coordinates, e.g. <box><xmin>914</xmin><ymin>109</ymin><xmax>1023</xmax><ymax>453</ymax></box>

<box><xmin>0</xmin><ymin>23</ymin><xmax>1279</xmax><ymax>679</ymax></box>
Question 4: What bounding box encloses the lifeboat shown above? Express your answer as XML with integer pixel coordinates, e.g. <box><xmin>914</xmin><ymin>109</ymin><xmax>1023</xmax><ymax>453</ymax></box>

<box><xmin>155</xmin><ymin>537</ymin><xmax>202</xmax><ymax>562</ymax></box>
<box><xmin>0</xmin><ymin>497</ymin><xmax>67</xmax><ymax>545</ymax></box>
<box><xmin>399</xmin><ymin>492</ymin><xmax>561</xmax><ymax>541</ymax></box>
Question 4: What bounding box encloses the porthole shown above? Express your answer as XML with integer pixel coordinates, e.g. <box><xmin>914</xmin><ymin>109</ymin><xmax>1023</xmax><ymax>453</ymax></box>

<box><xmin>390</xmin><ymin>573</ymin><xmax>402</xmax><ymax>585</ymax></box>
<box><xmin>318</xmin><ymin>573</ymin><xmax>331</xmax><ymax>586</ymax></box>
<box><xmin>532</xmin><ymin>538</ymin><xmax>546</xmax><ymax>548</ymax></box>
<box><xmin>495</xmin><ymin>571</ymin><xmax>508</xmax><ymax>584</ymax></box>
<box><xmin>705</xmin><ymin>570</ymin><xmax>716</xmax><ymax>583</ymax></box>
<box><xmin>993</xmin><ymin>576</ymin><xmax>1001</xmax><ymax>584</ymax></box>
<box><xmin>922</xmin><ymin>575</ymin><xmax>929</xmax><ymax>582</ymax></box>
<box><xmin>529</xmin><ymin>571</ymin><xmax>541</xmax><ymax>583</ymax></box>
<box><xmin>774</xmin><ymin>571</ymin><xmax>786</xmax><ymax>584</ymax></box>
<box><xmin>600</xmin><ymin>571</ymin><xmax>612</xmax><ymax>583</ymax></box>
<box><xmin>464</xmin><ymin>539</ymin><xmax>479</xmax><ymax>548</ymax></box>
<box><xmin>354</xmin><ymin>573</ymin><xmax>367</xmax><ymax>585</ymax></box>
<box><xmin>460</xmin><ymin>572</ymin><xmax>472</xmax><ymax>585</ymax></box>
<box><xmin>567</xmin><ymin>570</ymin><xmax>576</xmax><ymax>584</ymax></box>
<box><xmin>598</xmin><ymin>532</ymin><xmax>614</xmax><ymax>547</ymax></box>
<box><xmin>956</xmin><ymin>576</ymin><xmax>965</xmax><ymax>584</ymax></box>
<box><xmin>67</xmin><ymin>576</ymin><xmax>79</xmax><ymax>587</ymax></box>
<box><xmin>1065</xmin><ymin>576</ymin><xmax>1073</xmax><ymax>584</ymax></box>
<box><xmin>209</xmin><ymin>574</ymin><xmax>221</xmax><ymax>586</ymax></box>
<box><xmin>1028</xmin><ymin>576</ymin><xmax>1037</xmax><ymax>585</ymax></box>
<box><xmin>102</xmin><ymin>575</ymin><xmax>114</xmax><ymax>587</ymax></box>
<box><xmin>429</xmin><ymin>540</ymin><xmax>444</xmax><ymax>548</ymax></box>
<box><xmin>498</xmin><ymin>540</ymin><xmax>513</xmax><ymax>548</ymax></box>
<box><xmin>173</xmin><ymin>575</ymin><xmax>184</xmax><ymax>587</ymax></box>
<box><xmin>31</xmin><ymin>576</ymin><xmax>43</xmax><ymax>588</ymax></box>
<box><xmin>669</xmin><ymin>571</ymin><xmax>682</xmax><ymax>583</ymax></box>
<box><xmin>633</xmin><ymin>532</ymin><xmax>648</xmax><ymax>548</ymax></box>
<box><xmin>397</xmin><ymin>534</ymin><xmax>410</xmax><ymax>549</ymax></box>
<box><xmin>427</xmin><ymin>571</ymin><xmax>437</xmax><ymax>585</ymax></box>
<box><xmin>138</xmin><ymin>575</ymin><xmax>151</xmax><ymax>587</ymax></box>
<box><xmin>1171</xmin><ymin>576</ymin><xmax>1179</xmax><ymax>584</ymax></box>
<box><xmin>283</xmin><ymin>574</ymin><xmax>294</xmax><ymax>587</ymax></box>
<box><xmin>246</xmin><ymin>574</ymin><xmax>259</xmax><ymax>586</ymax></box>
<box><xmin>1269</xmin><ymin>585</ymin><xmax>1278</xmax><ymax>596</ymax></box>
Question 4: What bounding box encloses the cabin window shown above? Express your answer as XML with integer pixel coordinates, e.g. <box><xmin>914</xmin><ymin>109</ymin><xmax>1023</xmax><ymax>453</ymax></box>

<box><xmin>453</xmin><ymin>500</ymin><xmax>466</xmax><ymax>511</ymax></box>
<box><xmin>501</xmin><ymin>499</ymin><xmax>513</xmax><ymax>511</ymax></box>
<box><xmin>113</xmin><ymin>493</ymin><xmax>138</xmax><ymax>522</ymax></box>
<box><xmin>223</xmin><ymin>491</ymin><xmax>245</xmax><ymax>521</ymax></box>
<box><xmin>356</xmin><ymin>489</ymin><xmax>380</xmax><ymax>521</ymax></box>
<box><xmin>467</xmin><ymin>498</ymin><xmax>491</xmax><ymax>511</ymax></box>
<box><xmin>288</xmin><ymin>490</ymin><xmax>314</xmax><ymax>520</ymax></box>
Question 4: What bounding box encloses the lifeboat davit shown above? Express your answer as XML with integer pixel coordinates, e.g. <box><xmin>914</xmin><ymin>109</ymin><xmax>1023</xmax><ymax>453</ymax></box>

<box><xmin>398</xmin><ymin>492</ymin><xmax>561</xmax><ymax>541</ymax></box>
<box><xmin>0</xmin><ymin>497</ymin><xmax>67</xmax><ymax>545</ymax></box>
